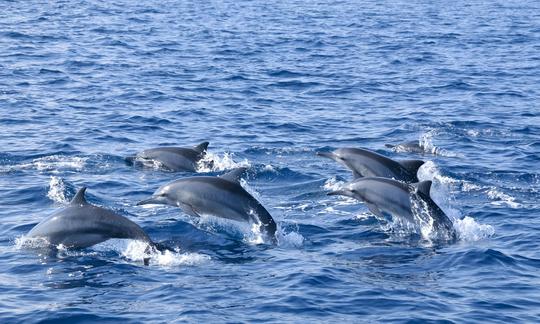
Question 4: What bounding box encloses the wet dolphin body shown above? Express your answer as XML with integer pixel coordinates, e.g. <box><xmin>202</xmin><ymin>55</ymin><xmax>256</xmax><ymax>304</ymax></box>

<box><xmin>317</xmin><ymin>147</ymin><xmax>424</xmax><ymax>182</ymax></box>
<box><xmin>128</xmin><ymin>141</ymin><xmax>210</xmax><ymax>172</ymax></box>
<box><xmin>137</xmin><ymin>168</ymin><xmax>277</xmax><ymax>242</ymax></box>
<box><xmin>328</xmin><ymin>177</ymin><xmax>456</xmax><ymax>239</ymax></box>
<box><xmin>28</xmin><ymin>187</ymin><xmax>157</xmax><ymax>253</ymax></box>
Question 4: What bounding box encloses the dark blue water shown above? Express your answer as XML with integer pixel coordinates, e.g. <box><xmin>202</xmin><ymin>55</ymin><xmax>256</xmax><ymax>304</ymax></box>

<box><xmin>1</xmin><ymin>0</ymin><xmax>540</xmax><ymax>322</ymax></box>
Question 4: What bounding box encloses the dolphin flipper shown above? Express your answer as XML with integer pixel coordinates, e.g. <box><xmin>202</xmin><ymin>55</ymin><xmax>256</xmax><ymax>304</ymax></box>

<box><xmin>219</xmin><ymin>167</ymin><xmax>248</xmax><ymax>183</ymax></box>
<box><xmin>365</xmin><ymin>202</ymin><xmax>385</xmax><ymax>219</ymax></box>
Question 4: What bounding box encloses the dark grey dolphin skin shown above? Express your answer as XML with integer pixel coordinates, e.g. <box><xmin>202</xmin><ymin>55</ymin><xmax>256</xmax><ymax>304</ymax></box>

<box><xmin>385</xmin><ymin>141</ymin><xmax>425</xmax><ymax>153</ymax></box>
<box><xmin>328</xmin><ymin>177</ymin><xmax>456</xmax><ymax>239</ymax></box>
<box><xmin>137</xmin><ymin>167</ymin><xmax>277</xmax><ymax>242</ymax></box>
<box><xmin>28</xmin><ymin>187</ymin><xmax>157</xmax><ymax>260</ymax></box>
<box><xmin>317</xmin><ymin>147</ymin><xmax>424</xmax><ymax>182</ymax></box>
<box><xmin>127</xmin><ymin>141</ymin><xmax>210</xmax><ymax>172</ymax></box>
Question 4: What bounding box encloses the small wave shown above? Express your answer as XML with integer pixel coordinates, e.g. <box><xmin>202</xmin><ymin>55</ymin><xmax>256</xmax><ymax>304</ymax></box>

<box><xmin>196</xmin><ymin>152</ymin><xmax>250</xmax><ymax>172</ymax></box>
<box><xmin>47</xmin><ymin>176</ymin><xmax>68</xmax><ymax>204</ymax></box>
<box><xmin>420</xmin><ymin>161</ymin><xmax>522</xmax><ymax>209</ymax></box>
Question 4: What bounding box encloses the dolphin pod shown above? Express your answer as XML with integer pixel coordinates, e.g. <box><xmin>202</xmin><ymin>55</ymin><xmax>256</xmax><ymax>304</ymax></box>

<box><xmin>127</xmin><ymin>141</ymin><xmax>210</xmax><ymax>172</ymax></box>
<box><xmin>137</xmin><ymin>167</ymin><xmax>277</xmax><ymax>242</ymax></box>
<box><xmin>316</xmin><ymin>147</ymin><xmax>424</xmax><ymax>183</ymax></box>
<box><xmin>327</xmin><ymin>177</ymin><xmax>456</xmax><ymax>240</ymax></box>
<box><xmin>24</xmin><ymin>142</ymin><xmax>458</xmax><ymax>265</ymax></box>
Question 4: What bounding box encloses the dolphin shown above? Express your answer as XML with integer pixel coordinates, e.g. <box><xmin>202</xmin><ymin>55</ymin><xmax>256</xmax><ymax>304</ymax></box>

<box><xmin>137</xmin><ymin>167</ymin><xmax>277</xmax><ymax>242</ymax></box>
<box><xmin>327</xmin><ymin>177</ymin><xmax>456</xmax><ymax>239</ymax></box>
<box><xmin>317</xmin><ymin>147</ymin><xmax>424</xmax><ymax>182</ymax></box>
<box><xmin>127</xmin><ymin>141</ymin><xmax>210</xmax><ymax>172</ymax></box>
<box><xmin>385</xmin><ymin>141</ymin><xmax>425</xmax><ymax>154</ymax></box>
<box><xmin>28</xmin><ymin>187</ymin><xmax>158</xmax><ymax>263</ymax></box>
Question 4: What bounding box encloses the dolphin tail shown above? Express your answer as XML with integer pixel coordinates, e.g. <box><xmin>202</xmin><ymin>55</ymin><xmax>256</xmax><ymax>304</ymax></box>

<box><xmin>219</xmin><ymin>167</ymin><xmax>248</xmax><ymax>182</ymax></box>
<box><xmin>398</xmin><ymin>159</ymin><xmax>425</xmax><ymax>178</ymax></box>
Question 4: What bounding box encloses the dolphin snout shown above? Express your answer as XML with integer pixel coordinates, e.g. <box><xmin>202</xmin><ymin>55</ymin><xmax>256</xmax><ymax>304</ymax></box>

<box><xmin>327</xmin><ymin>190</ymin><xmax>347</xmax><ymax>196</ymax></box>
<box><xmin>137</xmin><ymin>196</ymin><xmax>165</xmax><ymax>206</ymax></box>
<box><xmin>316</xmin><ymin>151</ymin><xmax>336</xmax><ymax>159</ymax></box>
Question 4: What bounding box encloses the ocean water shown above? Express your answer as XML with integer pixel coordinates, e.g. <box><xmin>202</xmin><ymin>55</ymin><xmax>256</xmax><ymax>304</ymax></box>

<box><xmin>1</xmin><ymin>0</ymin><xmax>540</xmax><ymax>322</ymax></box>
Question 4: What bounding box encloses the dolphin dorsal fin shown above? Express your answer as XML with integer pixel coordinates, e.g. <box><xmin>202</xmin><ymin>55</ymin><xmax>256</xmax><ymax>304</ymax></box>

<box><xmin>71</xmin><ymin>187</ymin><xmax>88</xmax><ymax>205</ymax></box>
<box><xmin>398</xmin><ymin>159</ymin><xmax>425</xmax><ymax>175</ymax></box>
<box><xmin>193</xmin><ymin>141</ymin><xmax>209</xmax><ymax>153</ymax></box>
<box><xmin>219</xmin><ymin>167</ymin><xmax>247</xmax><ymax>182</ymax></box>
<box><xmin>412</xmin><ymin>181</ymin><xmax>432</xmax><ymax>197</ymax></box>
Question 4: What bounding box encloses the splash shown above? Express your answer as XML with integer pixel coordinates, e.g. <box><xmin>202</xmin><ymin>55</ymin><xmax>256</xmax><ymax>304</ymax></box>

<box><xmin>132</xmin><ymin>156</ymin><xmax>166</xmax><ymax>170</ymax></box>
<box><xmin>15</xmin><ymin>235</ymin><xmax>49</xmax><ymax>249</ymax></box>
<box><xmin>276</xmin><ymin>224</ymin><xmax>304</xmax><ymax>248</ymax></box>
<box><xmin>121</xmin><ymin>241</ymin><xmax>210</xmax><ymax>267</ymax></box>
<box><xmin>47</xmin><ymin>176</ymin><xmax>68</xmax><ymax>203</ymax></box>
<box><xmin>453</xmin><ymin>216</ymin><xmax>495</xmax><ymax>241</ymax></box>
<box><xmin>419</xmin><ymin>130</ymin><xmax>460</xmax><ymax>157</ymax></box>
<box><xmin>322</xmin><ymin>177</ymin><xmax>356</xmax><ymax>206</ymax></box>
<box><xmin>196</xmin><ymin>151</ymin><xmax>250</xmax><ymax>172</ymax></box>
<box><xmin>323</xmin><ymin>176</ymin><xmax>345</xmax><ymax>191</ymax></box>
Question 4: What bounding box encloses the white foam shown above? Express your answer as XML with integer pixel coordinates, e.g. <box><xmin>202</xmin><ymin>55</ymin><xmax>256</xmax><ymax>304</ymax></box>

<box><xmin>47</xmin><ymin>176</ymin><xmax>68</xmax><ymax>204</ymax></box>
<box><xmin>420</xmin><ymin>161</ymin><xmax>522</xmax><ymax>209</ymax></box>
<box><xmin>486</xmin><ymin>188</ymin><xmax>522</xmax><ymax>208</ymax></box>
<box><xmin>17</xmin><ymin>155</ymin><xmax>87</xmax><ymax>173</ymax></box>
<box><xmin>121</xmin><ymin>240</ymin><xmax>210</xmax><ymax>267</ymax></box>
<box><xmin>196</xmin><ymin>152</ymin><xmax>250</xmax><ymax>172</ymax></box>
<box><xmin>453</xmin><ymin>216</ymin><xmax>495</xmax><ymax>241</ymax></box>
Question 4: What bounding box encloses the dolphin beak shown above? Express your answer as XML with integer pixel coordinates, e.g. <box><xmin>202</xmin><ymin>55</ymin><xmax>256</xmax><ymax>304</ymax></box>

<box><xmin>327</xmin><ymin>189</ymin><xmax>348</xmax><ymax>196</ymax></box>
<box><xmin>137</xmin><ymin>196</ymin><xmax>165</xmax><ymax>206</ymax></box>
<box><xmin>316</xmin><ymin>151</ymin><xmax>336</xmax><ymax>159</ymax></box>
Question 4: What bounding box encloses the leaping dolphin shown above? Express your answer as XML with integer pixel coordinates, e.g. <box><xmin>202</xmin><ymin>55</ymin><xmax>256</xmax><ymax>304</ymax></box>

<box><xmin>317</xmin><ymin>147</ymin><xmax>424</xmax><ymax>182</ymax></box>
<box><xmin>27</xmin><ymin>187</ymin><xmax>158</xmax><ymax>263</ymax></box>
<box><xmin>127</xmin><ymin>141</ymin><xmax>210</xmax><ymax>172</ymax></box>
<box><xmin>137</xmin><ymin>167</ymin><xmax>277</xmax><ymax>242</ymax></box>
<box><xmin>327</xmin><ymin>177</ymin><xmax>456</xmax><ymax>240</ymax></box>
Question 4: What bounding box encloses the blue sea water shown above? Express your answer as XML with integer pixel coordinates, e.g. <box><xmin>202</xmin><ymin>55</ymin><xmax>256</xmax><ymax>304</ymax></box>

<box><xmin>1</xmin><ymin>0</ymin><xmax>540</xmax><ymax>322</ymax></box>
